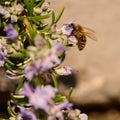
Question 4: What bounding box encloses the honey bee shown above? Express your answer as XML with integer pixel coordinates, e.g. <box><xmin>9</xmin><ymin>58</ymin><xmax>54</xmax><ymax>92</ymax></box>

<box><xmin>70</xmin><ymin>24</ymin><xmax>97</xmax><ymax>51</ymax></box>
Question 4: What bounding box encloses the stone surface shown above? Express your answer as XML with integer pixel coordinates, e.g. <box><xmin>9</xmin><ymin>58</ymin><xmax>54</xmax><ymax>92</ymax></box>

<box><xmin>88</xmin><ymin>109</ymin><xmax>120</xmax><ymax>120</ymax></box>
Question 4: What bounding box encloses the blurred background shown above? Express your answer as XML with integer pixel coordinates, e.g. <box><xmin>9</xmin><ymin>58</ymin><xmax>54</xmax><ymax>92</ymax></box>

<box><xmin>51</xmin><ymin>0</ymin><xmax>120</xmax><ymax>120</ymax></box>
<box><xmin>1</xmin><ymin>0</ymin><xmax>120</xmax><ymax>119</ymax></box>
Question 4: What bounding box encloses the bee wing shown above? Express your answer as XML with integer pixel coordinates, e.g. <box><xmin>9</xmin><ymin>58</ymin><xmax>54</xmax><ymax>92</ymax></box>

<box><xmin>83</xmin><ymin>26</ymin><xmax>96</xmax><ymax>33</ymax></box>
<box><xmin>82</xmin><ymin>26</ymin><xmax>97</xmax><ymax>41</ymax></box>
<box><xmin>84</xmin><ymin>32</ymin><xmax>97</xmax><ymax>41</ymax></box>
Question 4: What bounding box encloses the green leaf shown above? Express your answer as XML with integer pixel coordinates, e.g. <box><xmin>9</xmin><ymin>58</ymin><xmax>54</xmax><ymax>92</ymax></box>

<box><xmin>51</xmin><ymin>11</ymin><xmax>55</xmax><ymax>25</ymax></box>
<box><xmin>34</xmin><ymin>76</ymin><xmax>41</xmax><ymax>86</ymax></box>
<box><xmin>35</xmin><ymin>0</ymin><xmax>45</xmax><ymax>7</ymax></box>
<box><xmin>44</xmin><ymin>36</ymin><xmax>52</xmax><ymax>48</ymax></box>
<box><xmin>15</xmin><ymin>77</ymin><xmax>26</xmax><ymax>93</ymax></box>
<box><xmin>16</xmin><ymin>58</ymin><xmax>31</xmax><ymax>67</ymax></box>
<box><xmin>29</xmin><ymin>13</ymin><xmax>52</xmax><ymax>24</ymax></box>
<box><xmin>23</xmin><ymin>17</ymin><xmax>37</xmax><ymax>45</ymax></box>
<box><xmin>59</xmin><ymin>52</ymin><xmax>66</xmax><ymax>63</ymax></box>
<box><xmin>7</xmin><ymin>60</ymin><xmax>15</xmax><ymax>66</ymax></box>
<box><xmin>66</xmin><ymin>87</ymin><xmax>73</xmax><ymax>100</ymax></box>
<box><xmin>39</xmin><ymin>11</ymin><xmax>55</xmax><ymax>33</ymax></box>
<box><xmin>4</xmin><ymin>62</ymin><xmax>13</xmax><ymax>71</ymax></box>
<box><xmin>10</xmin><ymin>53</ymin><xmax>26</xmax><ymax>59</ymax></box>
<box><xmin>23</xmin><ymin>0</ymin><xmax>34</xmax><ymax>15</ymax></box>
<box><xmin>31</xmin><ymin>13</ymin><xmax>52</xmax><ymax>20</ymax></box>
<box><xmin>55</xmin><ymin>94</ymin><xmax>66</xmax><ymax>103</ymax></box>
<box><xmin>51</xmin><ymin>72</ymin><xmax>58</xmax><ymax>88</ymax></box>
<box><xmin>55</xmin><ymin>7</ymin><xmax>65</xmax><ymax>23</ymax></box>
<box><xmin>11</xmin><ymin>93</ymin><xmax>28</xmax><ymax>105</ymax></box>
<box><xmin>7</xmin><ymin>101</ymin><xmax>17</xmax><ymax>117</ymax></box>
<box><xmin>13</xmin><ymin>71</ymin><xmax>24</xmax><ymax>76</ymax></box>
<box><xmin>11</xmin><ymin>93</ymin><xmax>25</xmax><ymax>100</ymax></box>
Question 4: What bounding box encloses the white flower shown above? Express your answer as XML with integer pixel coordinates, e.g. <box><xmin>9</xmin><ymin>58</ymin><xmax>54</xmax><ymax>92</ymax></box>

<box><xmin>15</xmin><ymin>4</ymin><xmax>24</xmax><ymax>15</ymax></box>
<box><xmin>34</xmin><ymin>7</ymin><xmax>42</xmax><ymax>14</ymax></box>
<box><xmin>55</xmin><ymin>66</ymin><xmax>74</xmax><ymax>76</ymax></box>
<box><xmin>79</xmin><ymin>113</ymin><xmax>88</xmax><ymax>120</ymax></box>
<box><xmin>11</xmin><ymin>15</ymin><xmax>18</xmax><ymax>22</ymax></box>
<box><xmin>61</xmin><ymin>25</ymin><xmax>73</xmax><ymax>36</ymax></box>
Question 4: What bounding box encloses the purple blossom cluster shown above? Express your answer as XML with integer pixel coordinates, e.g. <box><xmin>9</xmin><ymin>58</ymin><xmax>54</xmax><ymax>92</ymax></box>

<box><xmin>17</xmin><ymin>83</ymin><xmax>75</xmax><ymax>120</ymax></box>
<box><xmin>18</xmin><ymin>83</ymin><xmax>57</xmax><ymax>112</ymax></box>
<box><xmin>16</xmin><ymin>83</ymin><xmax>88</xmax><ymax>120</ymax></box>
<box><xmin>24</xmin><ymin>41</ymin><xmax>66</xmax><ymax>81</ymax></box>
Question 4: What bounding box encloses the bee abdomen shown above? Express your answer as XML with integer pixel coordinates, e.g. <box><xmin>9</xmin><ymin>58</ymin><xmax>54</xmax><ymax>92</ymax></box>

<box><xmin>77</xmin><ymin>36</ymin><xmax>87</xmax><ymax>51</ymax></box>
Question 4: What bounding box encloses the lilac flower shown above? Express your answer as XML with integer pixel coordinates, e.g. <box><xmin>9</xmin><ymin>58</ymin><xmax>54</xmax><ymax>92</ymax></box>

<box><xmin>61</xmin><ymin>19</ymin><xmax>75</xmax><ymax>36</ymax></box>
<box><xmin>47</xmin><ymin>112</ymin><xmax>63</xmax><ymax>120</ymax></box>
<box><xmin>24</xmin><ymin>62</ymin><xmax>39</xmax><ymax>81</ymax></box>
<box><xmin>19</xmin><ymin>83</ymin><xmax>57</xmax><ymax>113</ymax></box>
<box><xmin>51</xmin><ymin>24</ymin><xmax>57</xmax><ymax>32</ymax></box>
<box><xmin>56</xmin><ymin>100</ymin><xmax>72</xmax><ymax>110</ymax></box>
<box><xmin>48</xmin><ymin>100</ymin><xmax>72</xmax><ymax>120</ymax></box>
<box><xmin>55</xmin><ymin>66</ymin><xmax>74</xmax><ymax>76</ymax></box>
<box><xmin>42</xmin><ymin>85</ymin><xmax>58</xmax><ymax>98</ymax></box>
<box><xmin>40</xmin><ymin>43</ymin><xmax>66</xmax><ymax>71</ymax></box>
<box><xmin>17</xmin><ymin>107</ymin><xmax>37</xmax><ymax>120</ymax></box>
<box><xmin>40</xmin><ymin>59</ymin><xmax>54</xmax><ymax>71</ymax></box>
<box><xmin>61</xmin><ymin>19</ymin><xmax>78</xmax><ymax>44</ymax></box>
<box><xmin>34</xmin><ymin>34</ymin><xmax>46</xmax><ymax>46</ymax></box>
<box><xmin>25</xmin><ymin>42</ymin><xmax>66</xmax><ymax>74</ymax></box>
<box><xmin>5</xmin><ymin>24</ymin><xmax>18</xmax><ymax>40</ymax></box>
